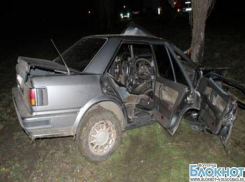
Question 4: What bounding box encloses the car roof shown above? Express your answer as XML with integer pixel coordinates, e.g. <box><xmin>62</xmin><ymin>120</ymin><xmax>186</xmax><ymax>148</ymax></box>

<box><xmin>88</xmin><ymin>34</ymin><xmax>165</xmax><ymax>42</ymax></box>
<box><xmin>85</xmin><ymin>23</ymin><xmax>167</xmax><ymax>43</ymax></box>
<box><xmin>83</xmin><ymin>24</ymin><xmax>170</xmax><ymax>74</ymax></box>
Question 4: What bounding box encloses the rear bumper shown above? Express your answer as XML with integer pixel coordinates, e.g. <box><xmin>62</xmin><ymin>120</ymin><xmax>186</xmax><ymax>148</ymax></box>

<box><xmin>12</xmin><ymin>87</ymin><xmax>78</xmax><ymax>139</ymax></box>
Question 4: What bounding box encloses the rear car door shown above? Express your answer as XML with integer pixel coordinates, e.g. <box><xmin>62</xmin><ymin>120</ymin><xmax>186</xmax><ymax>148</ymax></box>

<box><xmin>153</xmin><ymin>44</ymin><xmax>190</xmax><ymax>132</ymax></box>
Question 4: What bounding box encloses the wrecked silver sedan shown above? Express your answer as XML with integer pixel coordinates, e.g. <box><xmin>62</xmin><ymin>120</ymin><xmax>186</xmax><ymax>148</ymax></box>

<box><xmin>12</xmin><ymin>25</ymin><xmax>242</xmax><ymax>161</ymax></box>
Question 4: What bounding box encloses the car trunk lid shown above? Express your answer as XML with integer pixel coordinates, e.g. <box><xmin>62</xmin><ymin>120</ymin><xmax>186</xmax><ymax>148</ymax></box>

<box><xmin>16</xmin><ymin>56</ymin><xmax>66</xmax><ymax>111</ymax></box>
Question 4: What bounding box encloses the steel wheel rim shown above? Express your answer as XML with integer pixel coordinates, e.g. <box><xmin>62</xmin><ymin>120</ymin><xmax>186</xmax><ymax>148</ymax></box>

<box><xmin>88</xmin><ymin>120</ymin><xmax>116</xmax><ymax>155</ymax></box>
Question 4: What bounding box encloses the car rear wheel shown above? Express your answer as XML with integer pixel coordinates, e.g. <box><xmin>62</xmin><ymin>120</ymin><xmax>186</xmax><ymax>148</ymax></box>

<box><xmin>76</xmin><ymin>107</ymin><xmax>121</xmax><ymax>162</ymax></box>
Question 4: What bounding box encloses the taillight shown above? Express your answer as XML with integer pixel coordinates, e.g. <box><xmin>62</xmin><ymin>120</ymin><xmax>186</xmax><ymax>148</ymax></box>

<box><xmin>29</xmin><ymin>89</ymin><xmax>36</xmax><ymax>106</ymax></box>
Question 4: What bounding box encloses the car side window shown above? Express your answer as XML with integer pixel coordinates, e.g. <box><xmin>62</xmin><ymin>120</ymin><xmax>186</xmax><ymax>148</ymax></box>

<box><xmin>153</xmin><ymin>45</ymin><xmax>174</xmax><ymax>81</ymax></box>
<box><xmin>170</xmin><ymin>53</ymin><xmax>189</xmax><ymax>86</ymax></box>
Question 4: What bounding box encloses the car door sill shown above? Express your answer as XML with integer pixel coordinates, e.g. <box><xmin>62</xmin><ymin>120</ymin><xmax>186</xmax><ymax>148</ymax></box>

<box><xmin>124</xmin><ymin>117</ymin><xmax>156</xmax><ymax>130</ymax></box>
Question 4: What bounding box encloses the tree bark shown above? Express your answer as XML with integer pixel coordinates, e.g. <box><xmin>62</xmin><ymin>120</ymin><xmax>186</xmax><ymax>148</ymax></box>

<box><xmin>190</xmin><ymin>0</ymin><xmax>214</xmax><ymax>63</ymax></box>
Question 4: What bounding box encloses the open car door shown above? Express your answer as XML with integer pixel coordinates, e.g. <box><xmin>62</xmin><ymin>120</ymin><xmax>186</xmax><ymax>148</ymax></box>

<box><xmin>198</xmin><ymin>77</ymin><xmax>237</xmax><ymax>145</ymax></box>
<box><xmin>153</xmin><ymin>44</ymin><xmax>191</xmax><ymax>135</ymax></box>
<box><xmin>154</xmin><ymin>77</ymin><xmax>189</xmax><ymax>133</ymax></box>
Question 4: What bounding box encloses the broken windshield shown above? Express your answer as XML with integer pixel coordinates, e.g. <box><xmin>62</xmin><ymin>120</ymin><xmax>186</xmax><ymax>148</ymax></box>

<box><xmin>54</xmin><ymin>37</ymin><xmax>106</xmax><ymax>72</ymax></box>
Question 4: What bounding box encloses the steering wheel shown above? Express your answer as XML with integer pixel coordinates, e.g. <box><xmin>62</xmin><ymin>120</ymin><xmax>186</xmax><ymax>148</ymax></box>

<box><xmin>135</xmin><ymin>58</ymin><xmax>152</xmax><ymax>80</ymax></box>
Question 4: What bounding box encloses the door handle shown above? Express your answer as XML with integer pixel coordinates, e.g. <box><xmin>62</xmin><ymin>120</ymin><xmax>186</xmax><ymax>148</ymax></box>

<box><xmin>159</xmin><ymin>84</ymin><xmax>166</xmax><ymax>100</ymax></box>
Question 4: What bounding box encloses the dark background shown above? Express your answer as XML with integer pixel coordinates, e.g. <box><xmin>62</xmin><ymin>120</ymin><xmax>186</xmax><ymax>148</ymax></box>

<box><xmin>1</xmin><ymin>1</ymin><xmax>245</xmax><ymax>181</ymax></box>
<box><xmin>1</xmin><ymin>0</ymin><xmax>244</xmax><ymax>35</ymax></box>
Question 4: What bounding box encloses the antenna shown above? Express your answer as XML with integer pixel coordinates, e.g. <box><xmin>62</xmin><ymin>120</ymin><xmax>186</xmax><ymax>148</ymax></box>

<box><xmin>51</xmin><ymin>39</ymin><xmax>70</xmax><ymax>75</ymax></box>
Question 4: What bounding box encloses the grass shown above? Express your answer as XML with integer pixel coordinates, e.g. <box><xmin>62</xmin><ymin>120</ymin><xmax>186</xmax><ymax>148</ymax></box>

<box><xmin>0</xmin><ymin>18</ymin><xmax>245</xmax><ymax>182</ymax></box>
<box><xmin>1</xmin><ymin>119</ymin><xmax>244</xmax><ymax>181</ymax></box>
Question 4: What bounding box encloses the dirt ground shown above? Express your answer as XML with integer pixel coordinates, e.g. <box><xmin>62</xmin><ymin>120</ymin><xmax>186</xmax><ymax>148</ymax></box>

<box><xmin>0</xmin><ymin>18</ymin><xmax>245</xmax><ymax>182</ymax></box>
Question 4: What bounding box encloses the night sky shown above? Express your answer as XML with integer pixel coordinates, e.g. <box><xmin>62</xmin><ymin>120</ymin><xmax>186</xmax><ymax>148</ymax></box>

<box><xmin>1</xmin><ymin>0</ymin><xmax>244</xmax><ymax>23</ymax></box>
<box><xmin>1</xmin><ymin>0</ymin><xmax>245</xmax><ymax>36</ymax></box>
<box><xmin>1</xmin><ymin>1</ymin><xmax>245</xmax><ymax>181</ymax></box>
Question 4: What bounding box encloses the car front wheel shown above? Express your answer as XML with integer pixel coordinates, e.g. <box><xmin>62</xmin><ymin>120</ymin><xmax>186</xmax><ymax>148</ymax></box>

<box><xmin>76</xmin><ymin>107</ymin><xmax>121</xmax><ymax>162</ymax></box>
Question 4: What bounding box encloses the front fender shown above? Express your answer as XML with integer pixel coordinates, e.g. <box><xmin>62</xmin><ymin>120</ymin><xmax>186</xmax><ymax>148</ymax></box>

<box><xmin>167</xmin><ymin>105</ymin><xmax>200</xmax><ymax>135</ymax></box>
<box><xmin>167</xmin><ymin>90</ymin><xmax>201</xmax><ymax>135</ymax></box>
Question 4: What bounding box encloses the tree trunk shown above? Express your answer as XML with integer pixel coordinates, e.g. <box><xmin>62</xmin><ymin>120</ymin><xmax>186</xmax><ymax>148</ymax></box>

<box><xmin>190</xmin><ymin>0</ymin><xmax>215</xmax><ymax>63</ymax></box>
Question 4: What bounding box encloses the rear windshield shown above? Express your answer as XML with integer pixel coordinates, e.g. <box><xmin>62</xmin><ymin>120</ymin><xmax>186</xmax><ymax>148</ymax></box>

<box><xmin>54</xmin><ymin>38</ymin><xmax>106</xmax><ymax>72</ymax></box>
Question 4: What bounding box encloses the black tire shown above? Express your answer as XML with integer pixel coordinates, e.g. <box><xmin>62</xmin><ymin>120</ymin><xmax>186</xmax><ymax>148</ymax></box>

<box><xmin>76</xmin><ymin>107</ymin><xmax>121</xmax><ymax>162</ymax></box>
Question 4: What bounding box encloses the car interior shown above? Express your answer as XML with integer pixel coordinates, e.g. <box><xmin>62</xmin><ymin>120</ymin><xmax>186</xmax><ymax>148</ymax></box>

<box><xmin>108</xmin><ymin>44</ymin><xmax>155</xmax><ymax>121</ymax></box>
